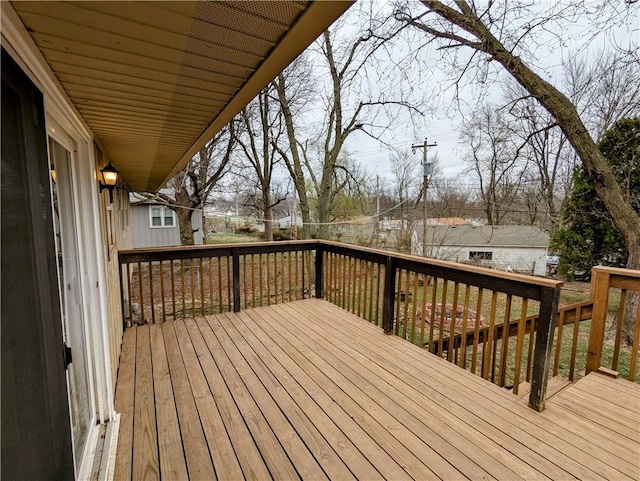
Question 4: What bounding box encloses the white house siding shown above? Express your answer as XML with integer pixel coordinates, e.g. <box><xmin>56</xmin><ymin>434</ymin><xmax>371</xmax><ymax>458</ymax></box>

<box><xmin>431</xmin><ymin>245</ymin><xmax>548</xmax><ymax>276</ymax></box>
<box><xmin>98</xmin><ymin>175</ymin><xmax>132</xmax><ymax>400</ymax></box>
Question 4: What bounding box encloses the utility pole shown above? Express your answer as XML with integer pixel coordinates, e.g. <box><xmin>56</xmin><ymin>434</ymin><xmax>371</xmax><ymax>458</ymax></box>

<box><xmin>373</xmin><ymin>174</ymin><xmax>380</xmax><ymax>246</ymax></box>
<box><xmin>412</xmin><ymin>138</ymin><xmax>437</xmax><ymax>257</ymax></box>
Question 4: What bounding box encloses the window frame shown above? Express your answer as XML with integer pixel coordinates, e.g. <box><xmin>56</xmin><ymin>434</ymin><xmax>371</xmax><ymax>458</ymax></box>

<box><xmin>469</xmin><ymin>250</ymin><xmax>493</xmax><ymax>261</ymax></box>
<box><xmin>149</xmin><ymin>205</ymin><xmax>175</xmax><ymax>228</ymax></box>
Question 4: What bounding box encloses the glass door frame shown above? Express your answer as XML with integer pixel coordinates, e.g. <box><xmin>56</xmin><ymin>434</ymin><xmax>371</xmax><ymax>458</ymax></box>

<box><xmin>46</xmin><ymin>118</ymin><xmax>99</xmax><ymax>476</ymax></box>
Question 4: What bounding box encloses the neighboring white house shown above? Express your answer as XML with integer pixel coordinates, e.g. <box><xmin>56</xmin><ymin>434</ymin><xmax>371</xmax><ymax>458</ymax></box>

<box><xmin>412</xmin><ymin>224</ymin><xmax>550</xmax><ymax>276</ymax></box>
<box><xmin>130</xmin><ymin>194</ymin><xmax>203</xmax><ymax>248</ymax></box>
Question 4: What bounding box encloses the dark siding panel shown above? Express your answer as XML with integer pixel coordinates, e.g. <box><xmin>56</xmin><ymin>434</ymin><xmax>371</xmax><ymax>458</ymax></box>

<box><xmin>1</xmin><ymin>47</ymin><xmax>74</xmax><ymax>480</ymax></box>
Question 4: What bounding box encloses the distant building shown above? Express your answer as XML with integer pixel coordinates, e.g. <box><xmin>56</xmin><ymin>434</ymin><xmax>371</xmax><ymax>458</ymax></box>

<box><xmin>277</xmin><ymin>214</ymin><xmax>303</xmax><ymax>229</ymax></box>
<box><xmin>412</xmin><ymin>224</ymin><xmax>549</xmax><ymax>276</ymax></box>
<box><xmin>130</xmin><ymin>194</ymin><xmax>202</xmax><ymax>248</ymax></box>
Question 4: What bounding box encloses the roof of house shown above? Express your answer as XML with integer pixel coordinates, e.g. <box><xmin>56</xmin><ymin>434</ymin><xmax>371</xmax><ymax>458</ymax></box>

<box><xmin>9</xmin><ymin>1</ymin><xmax>352</xmax><ymax>192</ymax></box>
<box><xmin>426</xmin><ymin>217</ymin><xmax>469</xmax><ymax>226</ymax></box>
<box><xmin>426</xmin><ymin>225</ymin><xmax>549</xmax><ymax>248</ymax></box>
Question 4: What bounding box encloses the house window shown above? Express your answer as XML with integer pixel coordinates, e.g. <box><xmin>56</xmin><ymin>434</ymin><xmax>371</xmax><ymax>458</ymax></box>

<box><xmin>469</xmin><ymin>251</ymin><xmax>493</xmax><ymax>261</ymax></box>
<box><xmin>150</xmin><ymin>206</ymin><xmax>175</xmax><ymax>228</ymax></box>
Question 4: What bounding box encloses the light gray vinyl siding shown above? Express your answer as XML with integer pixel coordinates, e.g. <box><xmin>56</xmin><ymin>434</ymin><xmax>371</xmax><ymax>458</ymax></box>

<box><xmin>131</xmin><ymin>205</ymin><xmax>203</xmax><ymax>248</ymax></box>
<box><xmin>132</xmin><ymin>205</ymin><xmax>180</xmax><ymax>248</ymax></box>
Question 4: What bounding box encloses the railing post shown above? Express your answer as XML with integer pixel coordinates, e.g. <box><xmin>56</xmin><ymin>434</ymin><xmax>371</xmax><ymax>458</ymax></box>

<box><xmin>315</xmin><ymin>244</ymin><xmax>324</xmax><ymax>299</ymax></box>
<box><xmin>586</xmin><ymin>267</ymin><xmax>610</xmax><ymax>375</ymax></box>
<box><xmin>529</xmin><ymin>285</ymin><xmax>561</xmax><ymax>412</ymax></box>
<box><xmin>118</xmin><ymin>258</ymin><xmax>128</xmax><ymax>329</ymax></box>
<box><xmin>232</xmin><ymin>248</ymin><xmax>241</xmax><ymax>312</ymax></box>
<box><xmin>382</xmin><ymin>256</ymin><xmax>397</xmax><ymax>334</ymax></box>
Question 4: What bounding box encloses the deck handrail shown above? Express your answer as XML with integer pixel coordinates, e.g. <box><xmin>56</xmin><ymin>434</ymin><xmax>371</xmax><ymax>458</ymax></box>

<box><xmin>118</xmin><ymin>240</ymin><xmax>563</xmax><ymax>411</ymax></box>
<box><xmin>586</xmin><ymin>266</ymin><xmax>640</xmax><ymax>380</ymax></box>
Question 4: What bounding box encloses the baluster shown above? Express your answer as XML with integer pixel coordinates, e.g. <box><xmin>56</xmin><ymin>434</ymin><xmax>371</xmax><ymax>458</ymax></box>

<box><xmin>483</xmin><ymin>291</ymin><xmax>498</xmax><ymax>380</ymax></box>
<box><xmin>513</xmin><ymin>298</ymin><xmax>529</xmax><ymax>395</ymax></box>
<box><xmin>437</xmin><ymin>280</ymin><xmax>449</xmax><ymax>357</ymax></box>
<box><xmin>612</xmin><ymin>289</ymin><xmax>627</xmax><ymax>370</ymax></box>
<box><xmin>199</xmin><ymin>258</ymin><xmax>205</xmax><ymax>316</ymax></box>
<box><xmin>427</xmin><ymin>277</ymin><xmax>438</xmax><ymax>353</ymax></box>
<box><xmin>498</xmin><ymin>294</ymin><xmax>513</xmax><ymax>386</ymax></box>
<box><xmin>448</xmin><ymin>282</ymin><xmax>460</xmax><ymax>362</ymax></box>
<box><xmin>471</xmin><ymin>288</ymin><xmax>484</xmax><ymax>375</ymax></box>
<box><xmin>395</xmin><ymin>269</ymin><xmax>404</xmax><ymax>336</ymax></box>
<box><xmin>553</xmin><ymin>310</ymin><xmax>565</xmax><ymax>377</ymax></box>
<box><xmin>159</xmin><ymin>261</ymin><xmax>166</xmax><ymax>322</ymax></box>
<box><xmin>459</xmin><ymin>285</ymin><xmax>471</xmax><ymax>368</ymax></box>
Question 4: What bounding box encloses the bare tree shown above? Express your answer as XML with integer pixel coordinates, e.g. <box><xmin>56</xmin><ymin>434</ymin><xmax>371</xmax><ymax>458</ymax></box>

<box><xmin>272</xmin><ymin>56</ymin><xmax>315</xmax><ymax>239</ymax></box>
<box><xmin>393</xmin><ymin>0</ymin><xmax>640</xmax><ymax>272</ymax></box>
<box><xmin>273</xmin><ymin>19</ymin><xmax>422</xmax><ymax>239</ymax></box>
<box><xmin>236</xmin><ymin>87</ymin><xmax>285</xmax><ymax>241</ymax></box>
<box><xmin>153</xmin><ymin>123</ymin><xmax>236</xmax><ymax>245</ymax></box>
<box><xmin>565</xmin><ymin>50</ymin><xmax>640</xmax><ymax>142</ymax></box>
<box><xmin>430</xmin><ymin>177</ymin><xmax>475</xmax><ymax>219</ymax></box>
<box><xmin>389</xmin><ymin>148</ymin><xmax>420</xmax><ymax>228</ymax></box>
<box><xmin>461</xmin><ymin>105</ymin><xmax>523</xmax><ymax>225</ymax></box>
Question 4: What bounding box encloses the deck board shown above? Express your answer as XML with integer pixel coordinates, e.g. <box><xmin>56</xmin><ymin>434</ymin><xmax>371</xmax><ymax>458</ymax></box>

<box><xmin>115</xmin><ymin>299</ymin><xmax>640</xmax><ymax>480</ymax></box>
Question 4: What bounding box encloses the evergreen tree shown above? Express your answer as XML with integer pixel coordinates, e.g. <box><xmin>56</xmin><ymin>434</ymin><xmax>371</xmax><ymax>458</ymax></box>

<box><xmin>552</xmin><ymin>118</ymin><xmax>640</xmax><ymax>278</ymax></box>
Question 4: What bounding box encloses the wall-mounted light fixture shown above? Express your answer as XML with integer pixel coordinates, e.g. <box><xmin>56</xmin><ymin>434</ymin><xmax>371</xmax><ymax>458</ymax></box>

<box><xmin>99</xmin><ymin>161</ymin><xmax>119</xmax><ymax>203</ymax></box>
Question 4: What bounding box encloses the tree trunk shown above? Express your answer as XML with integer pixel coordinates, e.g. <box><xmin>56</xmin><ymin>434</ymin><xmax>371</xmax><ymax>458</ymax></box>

<box><xmin>263</xmin><ymin>189</ymin><xmax>273</xmax><ymax>241</ymax></box>
<box><xmin>176</xmin><ymin>208</ymin><xmax>195</xmax><ymax>246</ymax></box>
<box><xmin>421</xmin><ymin>0</ymin><xmax>640</xmax><ymax>339</ymax></box>
<box><xmin>273</xmin><ymin>74</ymin><xmax>312</xmax><ymax>239</ymax></box>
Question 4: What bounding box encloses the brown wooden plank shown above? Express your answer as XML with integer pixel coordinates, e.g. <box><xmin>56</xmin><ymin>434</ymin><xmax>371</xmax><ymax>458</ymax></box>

<box><xmin>161</xmin><ymin>322</ymin><xmax>216</xmax><ymax>479</ymax></box>
<box><xmin>208</xmin><ymin>313</ymin><xmax>329</xmax><ymax>480</ymax></box>
<box><xmin>232</xmin><ymin>310</ymin><xmax>384</xmax><ymax>480</ymax></box>
<box><xmin>149</xmin><ymin>325</ymin><xmax>188</xmax><ymax>480</ymax></box>
<box><xmin>114</xmin><ymin>328</ymin><xmax>137</xmax><ymax>480</ymax></box>
<box><xmin>132</xmin><ymin>326</ymin><xmax>159</xmax><ymax>480</ymax></box>
<box><xmin>273</xmin><ymin>303</ymin><xmax>527</xmax><ymax>480</ymax></box>
<box><xmin>580</xmin><ymin>373</ymin><xmax>640</xmax><ymax>401</ymax></box>
<box><xmin>284</xmin><ymin>302</ymin><xmax>570</xmax><ymax>480</ymax></box>
<box><xmin>115</xmin><ymin>297</ymin><xmax>640</xmax><ymax>481</ymax></box>
<box><xmin>256</xmin><ymin>305</ymin><xmax>473</xmax><ymax>480</ymax></box>
<box><xmin>212</xmin><ymin>313</ymin><xmax>354</xmax><ymax>480</ymax></box>
<box><xmin>186</xmin><ymin>317</ymin><xmax>272</xmax><ymax>481</ymax></box>
<box><xmin>242</xmin><ymin>308</ymin><xmax>420</xmax><ymax>480</ymax></box>
<box><xmin>196</xmin><ymin>316</ymin><xmax>300</xmax><ymax>479</ymax></box>
<box><xmin>548</xmin><ymin>390</ymin><xmax>640</xmax><ymax>444</ymax></box>
<box><xmin>306</xmin><ymin>300</ymin><xmax>630</xmax><ymax>480</ymax></box>
<box><xmin>544</xmin><ymin>398</ymin><xmax>640</xmax><ymax>454</ymax></box>
<box><xmin>172</xmin><ymin>320</ymin><xmax>244</xmax><ymax>480</ymax></box>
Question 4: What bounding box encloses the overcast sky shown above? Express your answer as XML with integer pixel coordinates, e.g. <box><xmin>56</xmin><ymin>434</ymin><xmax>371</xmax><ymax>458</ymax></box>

<box><xmin>330</xmin><ymin>0</ymin><xmax>640</xmax><ymax>185</ymax></box>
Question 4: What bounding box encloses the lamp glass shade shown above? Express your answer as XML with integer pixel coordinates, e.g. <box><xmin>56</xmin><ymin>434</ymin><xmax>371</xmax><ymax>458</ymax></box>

<box><xmin>100</xmin><ymin>162</ymin><xmax>119</xmax><ymax>186</ymax></box>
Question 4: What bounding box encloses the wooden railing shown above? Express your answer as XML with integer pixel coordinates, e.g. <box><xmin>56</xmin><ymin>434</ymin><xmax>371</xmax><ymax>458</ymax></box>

<box><xmin>318</xmin><ymin>242</ymin><xmax>563</xmax><ymax>411</ymax></box>
<box><xmin>119</xmin><ymin>240</ymin><xmax>563</xmax><ymax>411</ymax></box>
<box><xmin>586</xmin><ymin>266</ymin><xmax>640</xmax><ymax>381</ymax></box>
<box><xmin>119</xmin><ymin>241</ymin><xmax>316</xmax><ymax>325</ymax></box>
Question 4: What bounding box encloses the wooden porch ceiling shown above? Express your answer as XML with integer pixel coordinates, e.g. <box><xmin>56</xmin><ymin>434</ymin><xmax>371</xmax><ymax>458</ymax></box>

<box><xmin>10</xmin><ymin>1</ymin><xmax>352</xmax><ymax>191</ymax></box>
<box><xmin>114</xmin><ymin>299</ymin><xmax>640</xmax><ymax>480</ymax></box>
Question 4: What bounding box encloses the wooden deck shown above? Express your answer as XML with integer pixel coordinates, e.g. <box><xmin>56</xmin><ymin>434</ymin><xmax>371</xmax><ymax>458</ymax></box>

<box><xmin>114</xmin><ymin>299</ymin><xmax>640</xmax><ymax>480</ymax></box>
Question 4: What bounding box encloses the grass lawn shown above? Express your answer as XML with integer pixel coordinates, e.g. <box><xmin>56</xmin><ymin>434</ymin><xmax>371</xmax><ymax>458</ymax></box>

<box><xmin>206</xmin><ymin>232</ymin><xmax>261</xmax><ymax>244</ymax></box>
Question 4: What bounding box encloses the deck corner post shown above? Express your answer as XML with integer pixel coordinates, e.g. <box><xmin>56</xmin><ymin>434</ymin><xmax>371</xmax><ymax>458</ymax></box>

<box><xmin>529</xmin><ymin>285</ymin><xmax>561</xmax><ymax>412</ymax></box>
<box><xmin>586</xmin><ymin>267</ymin><xmax>610</xmax><ymax>375</ymax></box>
<box><xmin>382</xmin><ymin>256</ymin><xmax>397</xmax><ymax>334</ymax></box>
<box><xmin>315</xmin><ymin>244</ymin><xmax>324</xmax><ymax>299</ymax></box>
<box><xmin>232</xmin><ymin>248</ymin><xmax>241</xmax><ymax>312</ymax></box>
<box><xmin>118</xmin><ymin>256</ymin><xmax>129</xmax><ymax>329</ymax></box>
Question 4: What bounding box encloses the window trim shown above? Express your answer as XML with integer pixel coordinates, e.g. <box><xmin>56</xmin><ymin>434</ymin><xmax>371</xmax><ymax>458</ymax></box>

<box><xmin>149</xmin><ymin>205</ymin><xmax>175</xmax><ymax>228</ymax></box>
<box><xmin>469</xmin><ymin>250</ymin><xmax>493</xmax><ymax>261</ymax></box>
